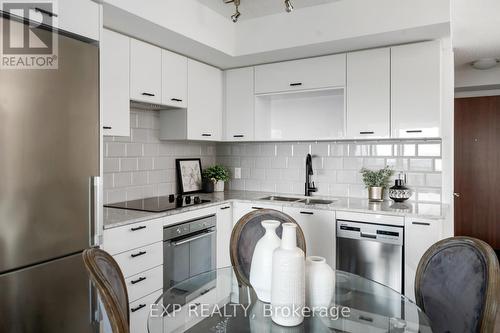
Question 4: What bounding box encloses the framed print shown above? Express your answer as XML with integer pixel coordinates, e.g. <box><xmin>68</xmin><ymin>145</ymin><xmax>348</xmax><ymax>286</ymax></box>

<box><xmin>176</xmin><ymin>158</ymin><xmax>203</xmax><ymax>194</ymax></box>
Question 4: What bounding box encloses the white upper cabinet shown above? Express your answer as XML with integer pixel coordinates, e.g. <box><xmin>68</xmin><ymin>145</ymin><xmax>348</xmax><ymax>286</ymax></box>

<box><xmin>101</xmin><ymin>29</ymin><xmax>130</xmax><ymax>137</ymax></box>
<box><xmin>391</xmin><ymin>41</ymin><xmax>441</xmax><ymax>138</ymax></box>
<box><xmin>162</xmin><ymin>50</ymin><xmax>188</xmax><ymax>108</ymax></box>
<box><xmin>254</xmin><ymin>54</ymin><xmax>346</xmax><ymax>94</ymax></box>
<box><xmin>224</xmin><ymin>67</ymin><xmax>255</xmax><ymax>141</ymax></box>
<box><xmin>130</xmin><ymin>39</ymin><xmax>162</xmax><ymax>104</ymax></box>
<box><xmin>58</xmin><ymin>0</ymin><xmax>100</xmax><ymax>41</ymax></box>
<box><xmin>187</xmin><ymin>59</ymin><xmax>223</xmax><ymax>141</ymax></box>
<box><xmin>347</xmin><ymin>48</ymin><xmax>390</xmax><ymax>139</ymax></box>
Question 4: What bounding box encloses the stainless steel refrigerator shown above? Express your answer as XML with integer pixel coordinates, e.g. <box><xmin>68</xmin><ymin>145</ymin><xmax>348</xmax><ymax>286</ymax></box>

<box><xmin>0</xmin><ymin>15</ymin><xmax>101</xmax><ymax>332</ymax></box>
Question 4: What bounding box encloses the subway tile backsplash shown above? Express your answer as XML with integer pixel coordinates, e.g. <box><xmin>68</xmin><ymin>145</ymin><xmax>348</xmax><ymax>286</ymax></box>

<box><xmin>103</xmin><ymin>109</ymin><xmax>442</xmax><ymax>204</ymax></box>
<box><xmin>103</xmin><ymin>109</ymin><xmax>216</xmax><ymax>204</ymax></box>
<box><xmin>216</xmin><ymin>140</ymin><xmax>443</xmax><ymax>202</ymax></box>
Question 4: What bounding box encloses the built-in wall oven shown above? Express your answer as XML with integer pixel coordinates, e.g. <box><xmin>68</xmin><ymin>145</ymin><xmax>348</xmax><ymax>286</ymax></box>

<box><xmin>163</xmin><ymin>214</ymin><xmax>217</xmax><ymax>307</ymax></box>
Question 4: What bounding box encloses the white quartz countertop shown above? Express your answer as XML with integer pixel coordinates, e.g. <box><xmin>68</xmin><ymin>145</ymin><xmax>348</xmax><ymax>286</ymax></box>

<box><xmin>103</xmin><ymin>191</ymin><xmax>448</xmax><ymax>229</ymax></box>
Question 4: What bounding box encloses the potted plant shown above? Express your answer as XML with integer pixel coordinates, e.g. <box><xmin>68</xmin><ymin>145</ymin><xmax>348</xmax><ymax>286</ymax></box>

<box><xmin>360</xmin><ymin>166</ymin><xmax>394</xmax><ymax>202</ymax></box>
<box><xmin>202</xmin><ymin>165</ymin><xmax>230</xmax><ymax>192</ymax></box>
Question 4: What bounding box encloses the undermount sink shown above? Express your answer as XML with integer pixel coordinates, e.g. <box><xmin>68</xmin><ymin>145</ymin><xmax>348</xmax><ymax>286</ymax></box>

<box><xmin>259</xmin><ymin>196</ymin><xmax>302</xmax><ymax>202</ymax></box>
<box><xmin>298</xmin><ymin>198</ymin><xmax>335</xmax><ymax>205</ymax></box>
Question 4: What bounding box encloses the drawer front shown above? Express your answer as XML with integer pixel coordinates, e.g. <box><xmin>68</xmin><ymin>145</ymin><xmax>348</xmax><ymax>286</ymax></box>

<box><xmin>255</xmin><ymin>54</ymin><xmax>345</xmax><ymax>94</ymax></box>
<box><xmin>103</xmin><ymin>218</ymin><xmax>164</xmax><ymax>255</ymax></box>
<box><xmin>126</xmin><ymin>265</ymin><xmax>163</xmax><ymax>303</ymax></box>
<box><xmin>129</xmin><ymin>290</ymin><xmax>163</xmax><ymax>333</ymax></box>
<box><xmin>114</xmin><ymin>242</ymin><xmax>163</xmax><ymax>278</ymax></box>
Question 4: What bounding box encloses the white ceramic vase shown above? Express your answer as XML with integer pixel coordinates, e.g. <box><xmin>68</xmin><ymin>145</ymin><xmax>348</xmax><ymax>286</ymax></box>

<box><xmin>305</xmin><ymin>256</ymin><xmax>334</xmax><ymax>309</ymax></box>
<box><xmin>214</xmin><ymin>180</ymin><xmax>224</xmax><ymax>192</ymax></box>
<box><xmin>250</xmin><ymin>220</ymin><xmax>281</xmax><ymax>303</ymax></box>
<box><xmin>271</xmin><ymin>223</ymin><xmax>305</xmax><ymax>327</ymax></box>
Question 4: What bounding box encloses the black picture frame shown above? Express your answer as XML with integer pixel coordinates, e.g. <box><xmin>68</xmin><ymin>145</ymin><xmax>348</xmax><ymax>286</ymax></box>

<box><xmin>175</xmin><ymin>158</ymin><xmax>203</xmax><ymax>194</ymax></box>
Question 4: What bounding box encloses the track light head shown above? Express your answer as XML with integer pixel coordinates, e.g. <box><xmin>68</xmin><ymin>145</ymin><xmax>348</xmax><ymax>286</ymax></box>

<box><xmin>285</xmin><ymin>0</ymin><xmax>294</xmax><ymax>13</ymax></box>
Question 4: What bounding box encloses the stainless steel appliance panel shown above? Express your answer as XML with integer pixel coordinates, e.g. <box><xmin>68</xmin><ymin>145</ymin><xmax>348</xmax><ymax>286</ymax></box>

<box><xmin>336</xmin><ymin>220</ymin><xmax>404</xmax><ymax>293</ymax></box>
<box><xmin>0</xmin><ymin>17</ymin><xmax>99</xmax><ymax>272</ymax></box>
<box><xmin>0</xmin><ymin>252</ymin><xmax>96</xmax><ymax>333</ymax></box>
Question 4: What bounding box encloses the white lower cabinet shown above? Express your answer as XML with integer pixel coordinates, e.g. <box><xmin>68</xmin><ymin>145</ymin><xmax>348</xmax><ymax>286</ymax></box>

<box><xmin>130</xmin><ymin>289</ymin><xmax>163</xmax><ymax>333</ymax></box>
<box><xmin>216</xmin><ymin>204</ymin><xmax>233</xmax><ymax>269</ymax></box>
<box><xmin>232</xmin><ymin>202</ymin><xmax>283</xmax><ymax>226</ymax></box>
<box><xmin>283</xmin><ymin>207</ymin><xmax>336</xmax><ymax>267</ymax></box>
<box><xmin>404</xmin><ymin>217</ymin><xmax>443</xmax><ymax>301</ymax></box>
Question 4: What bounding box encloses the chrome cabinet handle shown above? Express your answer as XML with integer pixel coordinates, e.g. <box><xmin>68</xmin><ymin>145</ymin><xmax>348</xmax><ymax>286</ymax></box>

<box><xmin>360</xmin><ymin>232</ymin><xmax>377</xmax><ymax>239</ymax></box>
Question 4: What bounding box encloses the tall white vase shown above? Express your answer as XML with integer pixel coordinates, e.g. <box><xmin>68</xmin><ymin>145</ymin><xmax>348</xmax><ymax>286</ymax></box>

<box><xmin>271</xmin><ymin>223</ymin><xmax>305</xmax><ymax>327</ymax></box>
<box><xmin>305</xmin><ymin>256</ymin><xmax>334</xmax><ymax>309</ymax></box>
<box><xmin>250</xmin><ymin>220</ymin><xmax>281</xmax><ymax>303</ymax></box>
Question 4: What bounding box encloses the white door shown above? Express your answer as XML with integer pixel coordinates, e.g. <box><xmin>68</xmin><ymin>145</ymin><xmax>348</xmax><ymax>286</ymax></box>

<box><xmin>187</xmin><ymin>59</ymin><xmax>222</xmax><ymax>141</ymax></box>
<box><xmin>346</xmin><ymin>48</ymin><xmax>390</xmax><ymax>139</ymax></box>
<box><xmin>391</xmin><ymin>41</ymin><xmax>441</xmax><ymax>138</ymax></box>
<box><xmin>216</xmin><ymin>204</ymin><xmax>233</xmax><ymax>269</ymax></box>
<box><xmin>283</xmin><ymin>207</ymin><xmax>336</xmax><ymax>267</ymax></box>
<box><xmin>255</xmin><ymin>54</ymin><xmax>346</xmax><ymax>94</ymax></box>
<box><xmin>404</xmin><ymin>218</ymin><xmax>442</xmax><ymax>301</ymax></box>
<box><xmin>101</xmin><ymin>29</ymin><xmax>130</xmax><ymax>137</ymax></box>
<box><xmin>130</xmin><ymin>39</ymin><xmax>162</xmax><ymax>104</ymax></box>
<box><xmin>224</xmin><ymin>67</ymin><xmax>255</xmax><ymax>141</ymax></box>
<box><xmin>162</xmin><ymin>49</ymin><xmax>187</xmax><ymax>108</ymax></box>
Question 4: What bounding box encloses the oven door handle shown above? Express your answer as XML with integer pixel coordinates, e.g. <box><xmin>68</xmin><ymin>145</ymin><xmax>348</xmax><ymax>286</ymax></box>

<box><xmin>172</xmin><ymin>231</ymin><xmax>215</xmax><ymax>246</ymax></box>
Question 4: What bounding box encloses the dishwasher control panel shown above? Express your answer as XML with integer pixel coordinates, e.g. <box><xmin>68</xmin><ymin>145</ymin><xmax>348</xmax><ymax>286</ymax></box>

<box><xmin>336</xmin><ymin>220</ymin><xmax>403</xmax><ymax>246</ymax></box>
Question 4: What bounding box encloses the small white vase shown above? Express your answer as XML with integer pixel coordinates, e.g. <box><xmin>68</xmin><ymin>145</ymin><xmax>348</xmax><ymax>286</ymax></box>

<box><xmin>214</xmin><ymin>180</ymin><xmax>224</xmax><ymax>192</ymax></box>
<box><xmin>305</xmin><ymin>256</ymin><xmax>334</xmax><ymax>309</ymax></box>
<box><xmin>250</xmin><ymin>220</ymin><xmax>281</xmax><ymax>303</ymax></box>
<box><xmin>271</xmin><ymin>223</ymin><xmax>305</xmax><ymax>327</ymax></box>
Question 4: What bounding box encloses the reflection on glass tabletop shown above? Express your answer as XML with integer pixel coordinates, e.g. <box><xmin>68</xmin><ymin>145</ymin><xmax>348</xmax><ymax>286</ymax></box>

<box><xmin>148</xmin><ymin>266</ymin><xmax>432</xmax><ymax>333</ymax></box>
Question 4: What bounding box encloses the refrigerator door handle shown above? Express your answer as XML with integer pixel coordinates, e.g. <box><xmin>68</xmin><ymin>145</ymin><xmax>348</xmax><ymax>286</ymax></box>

<box><xmin>90</xmin><ymin>176</ymin><xmax>103</xmax><ymax>247</ymax></box>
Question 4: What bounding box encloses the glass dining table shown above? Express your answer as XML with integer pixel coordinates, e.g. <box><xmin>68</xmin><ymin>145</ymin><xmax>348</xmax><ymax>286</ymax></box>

<box><xmin>148</xmin><ymin>266</ymin><xmax>432</xmax><ymax>333</ymax></box>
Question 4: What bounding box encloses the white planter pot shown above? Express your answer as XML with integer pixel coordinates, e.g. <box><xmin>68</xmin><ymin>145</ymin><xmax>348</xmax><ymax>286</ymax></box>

<box><xmin>271</xmin><ymin>223</ymin><xmax>305</xmax><ymax>327</ymax></box>
<box><xmin>214</xmin><ymin>180</ymin><xmax>225</xmax><ymax>192</ymax></box>
<box><xmin>250</xmin><ymin>220</ymin><xmax>281</xmax><ymax>303</ymax></box>
<box><xmin>305</xmin><ymin>256</ymin><xmax>334</xmax><ymax>309</ymax></box>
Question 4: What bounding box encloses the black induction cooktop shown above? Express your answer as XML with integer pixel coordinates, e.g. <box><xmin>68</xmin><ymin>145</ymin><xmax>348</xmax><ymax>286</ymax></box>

<box><xmin>104</xmin><ymin>195</ymin><xmax>210</xmax><ymax>213</ymax></box>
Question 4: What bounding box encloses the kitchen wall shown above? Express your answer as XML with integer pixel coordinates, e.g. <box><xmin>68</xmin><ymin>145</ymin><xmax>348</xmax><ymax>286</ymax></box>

<box><xmin>216</xmin><ymin>140</ymin><xmax>442</xmax><ymax>203</ymax></box>
<box><xmin>103</xmin><ymin>109</ymin><xmax>216</xmax><ymax>204</ymax></box>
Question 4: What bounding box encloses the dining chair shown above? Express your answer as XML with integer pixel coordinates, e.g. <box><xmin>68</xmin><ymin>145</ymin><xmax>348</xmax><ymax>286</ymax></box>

<box><xmin>415</xmin><ymin>236</ymin><xmax>500</xmax><ymax>333</ymax></box>
<box><xmin>83</xmin><ymin>248</ymin><xmax>130</xmax><ymax>333</ymax></box>
<box><xmin>230</xmin><ymin>208</ymin><xmax>306</xmax><ymax>287</ymax></box>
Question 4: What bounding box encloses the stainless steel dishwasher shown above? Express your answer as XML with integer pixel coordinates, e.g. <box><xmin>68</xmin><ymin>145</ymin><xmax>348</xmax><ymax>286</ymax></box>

<box><xmin>336</xmin><ymin>219</ymin><xmax>404</xmax><ymax>293</ymax></box>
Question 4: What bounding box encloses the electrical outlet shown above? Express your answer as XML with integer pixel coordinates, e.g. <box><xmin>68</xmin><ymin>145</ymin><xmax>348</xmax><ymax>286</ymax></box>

<box><xmin>234</xmin><ymin>167</ymin><xmax>241</xmax><ymax>179</ymax></box>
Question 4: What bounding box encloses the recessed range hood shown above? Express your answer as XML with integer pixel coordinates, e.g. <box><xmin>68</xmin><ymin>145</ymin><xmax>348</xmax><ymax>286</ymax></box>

<box><xmin>130</xmin><ymin>100</ymin><xmax>183</xmax><ymax>111</ymax></box>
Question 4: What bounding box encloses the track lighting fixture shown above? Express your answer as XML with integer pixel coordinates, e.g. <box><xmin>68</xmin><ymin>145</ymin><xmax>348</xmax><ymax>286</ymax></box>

<box><xmin>223</xmin><ymin>0</ymin><xmax>294</xmax><ymax>22</ymax></box>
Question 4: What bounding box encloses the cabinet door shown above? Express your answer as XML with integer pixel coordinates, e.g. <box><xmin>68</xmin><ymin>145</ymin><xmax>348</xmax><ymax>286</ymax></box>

<box><xmin>404</xmin><ymin>218</ymin><xmax>442</xmax><ymax>301</ymax></box>
<box><xmin>58</xmin><ymin>0</ymin><xmax>100</xmax><ymax>41</ymax></box>
<box><xmin>129</xmin><ymin>289</ymin><xmax>162</xmax><ymax>333</ymax></box>
<box><xmin>391</xmin><ymin>41</ymin><xmax>441</xmax><ymax>138</ymax></box>
<box><xmin>347</xmin><ymin>48</ymin><xmax>390</xmax><ymax>139</ymax></box>
<box><xmin>283</xmin><ymin>207</ymin><xmax>336</xmax><ymax>267</ymax></box>
<box><xmin>187</xmin><ymin>59</ymin><xmax>222</xmax><ymax>141</ymax></box>
<box><xmin>224</xmin><ymin>67</ymin><xmax>255</xmax><ymax>141</ymax></box>
<box><xmin>162</xmin><ymin>49</ymin><xmax>187</xmax><ymax>108</ymax></box>
<box><xmin>101</xmin><ymin>29</ymin><xmax>130</xmax><ymax>137</ymax></box>
<box><xmin>130</xmin><ymin>39</ymin><xmax>162</xmax><ymax>104</ymax></box>
<box><xmin>216</xmin><ymin>204</ymin><xmax>233</xmax><ymax>269</ymax></box>
<box><xmin>255</xmin><ymin>54</ymin><xmax>346</xmax><ymax>94</ymax></box>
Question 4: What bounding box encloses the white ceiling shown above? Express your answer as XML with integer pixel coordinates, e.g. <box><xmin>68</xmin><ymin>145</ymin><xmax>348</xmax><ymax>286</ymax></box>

<box><xmin>452</xmin><ymin>0</ymin><xmax>500</xmax><ymax>69</ymax></box>
<box><xmin>196</xmin><ymin>0</ymin><xmax>339</xmax><ymax>21</ymax></box>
